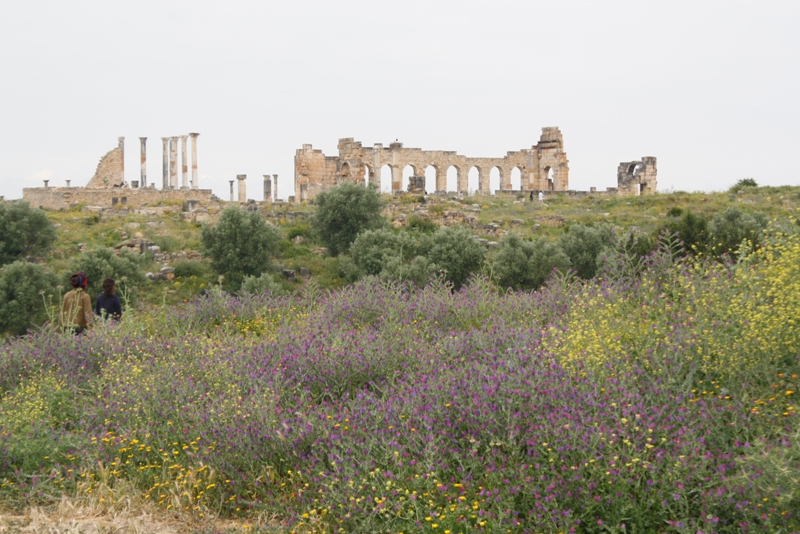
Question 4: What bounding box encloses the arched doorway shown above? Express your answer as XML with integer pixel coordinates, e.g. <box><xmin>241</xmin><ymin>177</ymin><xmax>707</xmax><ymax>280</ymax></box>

<box><xmin>489</xmin><ymin>167</ymin><xmax>501</xmax><ymax>195</ymax></box>
<box><xmin>380</xmin><ymin>164</ymin><xmax>392</xmax><ymax>193</ymax></box>
<box><xmin>468</xmin><ymin>167</ymin><xmax>480</xmax><ymax>194</ymax></box>
<box><xmin>511</xmin><ymin>167</ymin><xmax>522</xmax><ymax>191</ymax></box>
<box><xmin>446</xmin><ymin>166</ymin><xmax>458</xmax><ymax>192</ymax></box>
<box><xmin>425</xmin><ymin>166</ymin><xmax>436</xmax><ymax>194</ymax></box>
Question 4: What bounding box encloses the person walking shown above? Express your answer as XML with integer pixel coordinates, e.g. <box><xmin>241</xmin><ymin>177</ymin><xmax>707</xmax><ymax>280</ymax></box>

<box><xmin>95</xmin><ymin>278</ymin><xmax>122</xmax><ymax>321</ymax></box>
<box><xmin>62</xmin><ymin>272</ymin><xmax>93</xmax><ymax>335</ymax></box>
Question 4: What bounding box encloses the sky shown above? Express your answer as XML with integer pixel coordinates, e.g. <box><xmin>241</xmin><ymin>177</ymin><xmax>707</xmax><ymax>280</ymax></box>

<box><xmin>1</xmin><ymin>0</ymin><xmax>799</xmax><ymax>201</ymax></box>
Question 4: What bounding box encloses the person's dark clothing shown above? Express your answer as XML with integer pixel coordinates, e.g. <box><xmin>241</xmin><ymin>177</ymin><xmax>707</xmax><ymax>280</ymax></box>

<box><xmin>95</xmin><ymin>293</ymin><xmax>122</xmax><ymax>321</ymax></box>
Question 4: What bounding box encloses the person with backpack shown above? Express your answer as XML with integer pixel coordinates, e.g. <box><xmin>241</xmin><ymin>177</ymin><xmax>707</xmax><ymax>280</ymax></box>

<box><xmin>61</xmin><ymin>272</ymin><xmax>93</xmax><ymax>335</ymax></box>
<box><xmin>95</xmin><ymin>278</ymin><xmax>122</xmax><ymax>321</ymax></box>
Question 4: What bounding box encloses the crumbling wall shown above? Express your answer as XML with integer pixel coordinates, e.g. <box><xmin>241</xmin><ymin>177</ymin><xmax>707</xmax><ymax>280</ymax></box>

<box><xmin>22</xmin><ymin>186</ymin><xmax>216</xmax><ymax>211</ymax></box>
<box><xmin>617</xmin><ymin>157</ymin><xmax>657</xmax><ymax>195</ymax></box>
<box><xmin>294</xmin><ymin>127</ymin><xmax>571</xmax><ymax>201</ymax></box>
<box><xmin>85</xmin><ymin>137</ymin><xmax>125</xmax><ymax>188</ymax></box>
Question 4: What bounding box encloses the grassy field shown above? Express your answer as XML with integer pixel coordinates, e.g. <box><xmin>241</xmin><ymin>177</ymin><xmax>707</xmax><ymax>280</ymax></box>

<box><xmin>1</xmin><ymin>187</ymin><xmax>799</xmax><ymax>532</ymax></box>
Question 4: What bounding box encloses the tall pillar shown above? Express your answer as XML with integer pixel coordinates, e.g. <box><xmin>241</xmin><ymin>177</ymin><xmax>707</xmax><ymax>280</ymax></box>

<box><xmin>500</xmin><ymin>168</ymin><xmax>511</xmax><ymax>191</ymax></box>
<box><xmin>169</xmin><ymin>137</ymin><xmax>178</xmax><ymax>189</ymax></box>
<box><xmin>457</xmin><ymin>167</ymin><xmax>468</xmax><ymax>193</ymax></box>
<box><xmin>189</xmin><ymin>133</ymin><xmax>199</xmax><ymax>189</ymax></box>
<box><xmin>229</xmin><ymin>180</ymin><xmax>235</xmax><ymax>202</ymax></box>
<box><xmin>118</xmin><ymin>137</ymin><xmax>125</xmax><ymax>179</ymax></box>
<box><xmin>180</xmin><ymin>135</ymin><xmax>188</xmax><ymax>189</ymax></box>
<box><xmin>435</xmin><ymin>166</ymin><xmax>446</xmax><ymax>192</ymax></box>
<box><xmin>263</xmin><ymin>175</ymin><xmax>272</xmax><ymax>203</ymax></box>
<box><xmin>272</xmin><ymin>174</ymin><xmax>278</xmax><ymax>201</ymax></box>
<box><xmin>391</xmin><ymin>165</ymin><xmax>402</xmax><ymax>192</ymax></box>
<box><xmin>478</xmin><ymin>167</ymin><xmax>490</xmax><ymax>194</ymax></box>
<box><xmin>161</xmin><ymin>137</ymin><xmax>169</xmax><ymax>190</ymax></box>
<box><xmin>139</xmin><ymin>137</ymin><xmax>147</xmax><ymax>188</ymax></box>
<box><xmin>237</xmin><ymin>174</ymin><xmax>246</xmax><ymax>202</ymax></box>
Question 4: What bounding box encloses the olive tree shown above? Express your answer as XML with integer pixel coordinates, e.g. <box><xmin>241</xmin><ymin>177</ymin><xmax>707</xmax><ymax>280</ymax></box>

<box><xmin>201</xmin><ymin>206</ymin><xmax>282</xmax><ymax>290</ymax></box>
<box><xmin>0</xmin><ymin>201</ymin><xmax>57</xmax><ymax>266</ymax></box>
<box><xmin>0</xmin><ymin>261</ymin><xmax>59</xmax><ymax>336</ymax></box>
<box><xmin>312</xmin><ymin>183</ymin><xmax>385</xmax><ymax>256</ymax></box>
<box><xmin>493</xmin><ymin>234</ymin><xmax>570</xmax><ymax>291</ymax></box>
<box><xmin>427</xmin><ymin>226</ymin><xmax>486</xmax><ymax>290</ymax></box>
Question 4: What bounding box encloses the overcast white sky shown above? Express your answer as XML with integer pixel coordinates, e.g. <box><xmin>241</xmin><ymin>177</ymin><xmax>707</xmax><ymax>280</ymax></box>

<box><xmin>1</xmin><ymin>0</ymin><xmax>798</xmax><ymax>201</ymax></box>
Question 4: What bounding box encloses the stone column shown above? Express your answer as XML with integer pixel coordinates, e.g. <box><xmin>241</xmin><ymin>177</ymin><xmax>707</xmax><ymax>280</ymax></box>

<box><xmin>478</xmin><ymin>168</ymin><xmax>490</xmax><ymax>194</ymax></box>
<box><xmin>263</xmin><ymin>175</ymin><xmax>272</xmax><ymax>203</ymax></box>
<box><xmin>169</xmin><ymin>137</ymin><xmax>178</xmax><ymax>189</ymax></box>
<box><xmin>43</xmin><ymin>180</ymin><xmax>49</xmax><ymax>187</ymax></box>
<box><xmin>189</xmin><ymin>133</ymin><xmax>199</xmax><ymax>189</ymax></box>
<box><xmin>457</xmin><ymin>167</ymin><xmax>468</xmax><ymax>193</ymax></box>
<box><xmin>161</xmin><ymin>137</ymin><xmax>169</xmax><ymax>190</ymax></box>
<box><xmin>180</xmin><ymin>135</ymin><xmax>188</xmax><ymax>189</ymax></box>
<box><xmin>500</xmin><ymin>168</ymin><xmax>511</xmax><ymax>191</ymax></box>
<box><xmin>139</xmin><ymin>137</ymin><xmax>147</xmax><ymax>188</ymax></box>
<box><xmin>66</xmin><ymin>180</ymin><xmax>71</xmax><ymax>187</ymax></box>
<box><xmin>237</xmin><ymin>174</ymin><xmax>246</xmax><ymax>202</ymax></box>
<box><xmin>391</xmin><ymin>166</ymin><xmax>402</xmax><ymax>192</ymax></box>
<box><xmin>229</xmin><ymin>180</ymin><xmax>235</xmax><ymax>202</ymax></box>
<box><xmin>273</xmin><ymin>174</ymin><xmax>278</xmax><ymax>201</ymax></box>
<box><xmin>435</xmin><ymin>166</ymin><xmax>446</xmax><ymax>192</ymax></box>
<box><xmin>118</xmin><ymin>137</ymin><xmax>125</xmax><ymax>178</ymax></box>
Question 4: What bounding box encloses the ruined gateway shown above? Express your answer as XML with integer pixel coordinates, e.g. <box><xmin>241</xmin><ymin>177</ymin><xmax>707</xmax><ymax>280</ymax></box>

<box><xmin>295</xmin><ymin>127</ymin><xmax>657</xmax><ymax>201</ymax></box>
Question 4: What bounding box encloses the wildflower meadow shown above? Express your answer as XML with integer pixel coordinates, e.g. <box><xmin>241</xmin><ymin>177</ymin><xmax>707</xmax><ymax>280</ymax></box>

<box><xmin>0</xmin><ymin>224</ymin><xmax>798</xmax><ymax>532</ymax></box>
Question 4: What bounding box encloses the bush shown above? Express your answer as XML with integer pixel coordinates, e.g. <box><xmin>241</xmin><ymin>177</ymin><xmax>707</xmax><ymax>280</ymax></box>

<box><xmin>379</xmin><ymin>255</ymin><xmax>441</xmax><ymax>288</ymax></box>
<box><xmin>239</xmin><ymin>272</ymin><xmax>283</xmax><ymax>296</ymax></box>
<box><xmin>661</xmin><ymin>210</ymin><xmax>710</xmax><ymax>255</ymax></box>
<box><xmin>729</xmin><ymin>178</ymin><xmax>758</xmax><ymax>193</ymax></box>
<box><xmin>350</xmin><ymin>229</ymin><xmax>410</xmax><ymax>277</ymax></box>
<box><xmin>0</xmin><ymin>261</ymin><xmax>60</xmax><ymax>336</ymax></box>
<box><xmin>173</xmin><ymin>260</ymin><xmax>212</xmax><ymax>279</ymax></box>
<box><xmin>200</xmin><ymin>206</ymin><xmax>282</xmax><ymax>290</ymax></box>
<box><xmin>311</xmin><ymin>183</ymin><xmax>385</xmax><ymax>256</ymax></box>
<box><xmin>0</xmin><ymin>201</ymin><xmax>57</xmax><ymax>266</ymax></box>
<box><xmin>427</xmin><ymin>226</ymin><xmax>486</xmax><ymax>289</ymax></box>
<box><xmin>557</xmin><ymin>224</ymin><xmax>615</xmax><ymax>279</ymax></box>
<box><xmin>709</xmin><ymin>206</ymin><xmax>767</xmax><ymax>257</ymax></box>
<box><xmin>72</xmin><ymin>247</ymin><xmax>147</xmax><ymax>301</ymax></box>
<box><xmin>407</xmin><ymin>215</ymin><xmax>437</xmax><ymax>234</ymax></box>
<box><xmin>493</xmin><ymin>234</ymin><xmax>570</xmax><ymax>290</ymax></box>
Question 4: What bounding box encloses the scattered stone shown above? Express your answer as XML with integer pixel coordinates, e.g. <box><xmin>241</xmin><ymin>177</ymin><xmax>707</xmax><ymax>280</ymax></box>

<box><xmin>299</xmin><ymin>267</ymin><xmax>310</xmax><ymax>277</ymax></box>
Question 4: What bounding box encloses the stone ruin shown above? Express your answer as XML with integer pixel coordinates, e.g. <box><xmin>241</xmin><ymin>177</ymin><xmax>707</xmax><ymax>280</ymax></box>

<box><xmin>294</xmin><ymin>127</ymin><xmax>657</xmax><ymax>200</ymax></box>
<box><xmin>295</xmin><ymin>127</ymin><xmax>570</xmax><ymax>201</ymax></box>
<box><xmin>23</xmin><ymin>134</ymin><xmax>219</xmax><ymax>210</ymax></box>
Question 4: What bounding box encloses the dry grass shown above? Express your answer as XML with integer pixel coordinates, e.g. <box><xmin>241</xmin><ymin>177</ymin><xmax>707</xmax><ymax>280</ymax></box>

<box><xmin>0</xmin><ymin>493</ymin><xmax>283</xmax><ymax>533</ymax></box>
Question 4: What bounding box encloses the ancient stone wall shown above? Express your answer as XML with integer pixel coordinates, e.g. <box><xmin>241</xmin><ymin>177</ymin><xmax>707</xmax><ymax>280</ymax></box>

<box><xmin>85</xmin><ymin>137</ymin><xmax>125</xmax><ymax>188</ymax></box>
<box><xmin>294</xmin><ymin>127</ymin><xmax>570</xmax><ymax>201</ymax></box>
<box><xmin>22</xmin><ymin>186</ymin><xmax>215</xmax><ymax>211</ymax></box>
<box><xmin>617</xmin><ymin>157</ymin><xmax>657</xmax><ymax>195</ymax></box>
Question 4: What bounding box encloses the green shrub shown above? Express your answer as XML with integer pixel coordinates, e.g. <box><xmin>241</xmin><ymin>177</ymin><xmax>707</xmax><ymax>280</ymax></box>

<box><xmin>285</xmin><ymin>222</ymin><xmax>314</xmax><ymax>242</ymax></box>
<box><xmin>427</xmin><ymin>226</ymin><xmax>486</xmax><ymax>289</ymax></box>
<box><xmin>660</xmin><ymin>210</ymin><xmax>710</xmax><ymax>255</ymax></box>
<box><xmin>729</xmin><ymin>178</ymin><xmax>758</xmax><ymax>193</ymax></box>
<box><xmin>379</xmin><ymin>255</ymin><xmax>440</xmax><ymax>288</ymax></box>
<box><xmin>200</xmin><ymin>206</ymin><xmax>282</xmax><ymax>290</ymax></box>
<box><xmin>72</xmin><ymin>247</ymin><xmax>147</xmax><ymax>301</ymax></box>
<box><xmin>350</xmin><ymin>229</ymin><xmax>409</xmax><ymax>277</ymax></box>
<box><xmin>311</xmin><ymin>183</ymin><xmax>385</xmax><ymax>256</ymax></box>
<box><xmin>407</xmin><ymin>215</ymin><xmax>438</xmax><ymax>234</ymax></box>
<box><xmin>709</xmin><ymin>206</ymin><xmax>767</xmax><ymax>257</ymax></box>
<box><xmin>667</xmin><ymin>206</ymin><xmax>683</xmax><ymax>218</ymax></box>
<box><xmin>173</xmin><ymin>260</ymin><xmax>212</xmax><ymax>279</ymax></box>
<box><xmin>557</xmin><ymin>224</ymin><xmax>614</xmax><ymax>279</ymax></box>
<box><xmin>493</xmin><ymin>234</ymin><xmax>570</xmax><ymax>291</ymax></box>
<box><xmin>0</xmin><ymin>261</ymin><xmax>60</xmax><ymax>336</ymax></box>
<box><xmin>0</xmin><ymin>201</ymin><xmax>57</xmax><ymax>266</ymax></box>
<box><xmin>239</xmin><ymin>272</ymin><xmax>283</xmax><ymax>296</ymax></box>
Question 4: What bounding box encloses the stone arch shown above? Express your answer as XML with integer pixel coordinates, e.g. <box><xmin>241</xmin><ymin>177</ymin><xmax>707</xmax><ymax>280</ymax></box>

<box><xmin>545</xmin><ymin>166</ymin><xmax>554</xmax><ymax>190</ymax></box>
<box><xmin>468</xmin><ymin>166</ymin><xmax>480</xmax><ymax>194</ymax></box>
<box><xmin>380</xmin><ymin>164</ymin><xmax>392</xmax><ymax>193</ymax></box>
<box><xmin>402</xmin><ymin>164</ymin><xmax>416</xmax><ymax>191</ymax></box>
<box><xmin>511</xmin><ymin>167</ymin><xmax>522</xmax><ymax>190</ymax></box>
<box><xmin>362</xmin><ymin>164</ymin><xmax>373</xmax><ymax>186</ymax></box>
<box><xmin>446</xmin><ymin>166</ymin><xmax>458</xmax><ymax>192</ymax></box>
<box><xmin>424</xmin><ymin>165</ymin><xmax>437</xmax><ymax>194</ymax></box>
<box><xmin>490</xmin><ymin>167</ymin><xmax>502</xmax><ymax>195</ymax></box>
<box><xmin>340</xmin><ymin>162</ymin><xmax>351</xmax><ymax>183</ymax></box>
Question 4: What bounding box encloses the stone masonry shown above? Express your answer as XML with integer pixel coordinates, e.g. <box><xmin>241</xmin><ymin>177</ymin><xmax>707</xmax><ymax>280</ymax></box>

<box><xmin>617</xmin><ymin>157</ymin><xmax>657</xmax><ymax>195</ymax></box>
<box><xmin>294</xmin><ymin>127</ymin><xmax>570</xmax><ymax>201</ymax></box>
<box><xmin>24</xmin><ymin>135</ymin><xmax>216</xmax><ymax>210</ymax></box>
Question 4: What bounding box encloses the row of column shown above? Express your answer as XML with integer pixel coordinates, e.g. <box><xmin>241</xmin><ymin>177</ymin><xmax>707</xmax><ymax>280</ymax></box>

<box><xmin>369</xmin><ymin>166</ymin><xmax>519</xmax><ymax>194</ymax></box>
<box><xmin>150</xmin><ymin>133</ymin><xmax>199</xmax><ymax>190</ymax></box>
<box><xmin>226</xmin><ymin>174</ymin><xmax>279</xmax><ymax>203</ymax></box>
